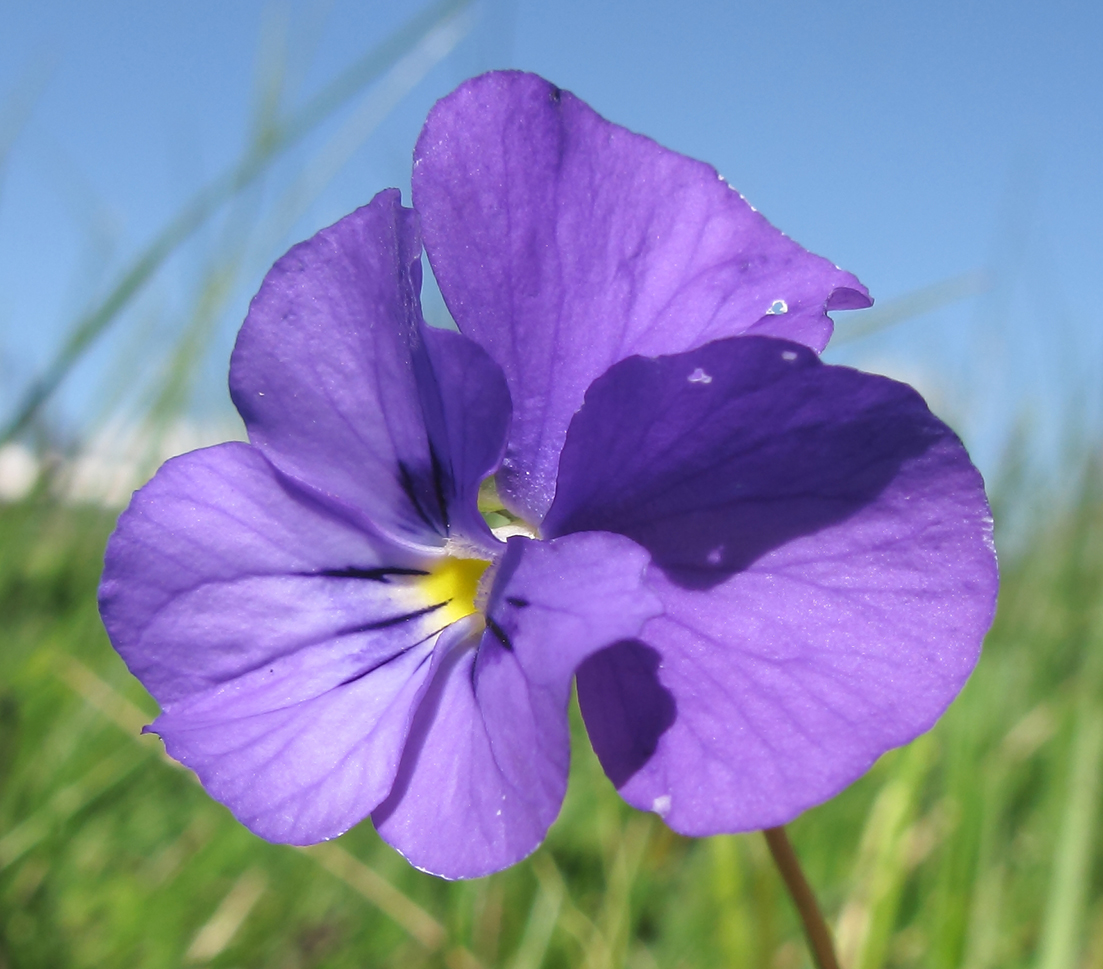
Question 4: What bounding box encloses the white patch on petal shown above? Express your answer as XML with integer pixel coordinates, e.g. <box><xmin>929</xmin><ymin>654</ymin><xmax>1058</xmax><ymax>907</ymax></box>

<box><xmin>767</xmin><ymin>299</ymin><xmax>788</xmax><ymax>315</ymax></box>
<box><xmin>706</xmin><ymin>547</ymin><xmax>724</xmax><ymax>566</ymax></box>
<box><xmin>781</xmin><ymin>350</ymin><xmax>798</xmax><ymax>362</ymax></box>
<box><xmin>652</xmin><ymin>795</ymin><xmax>672</xmax><ymax>817</ymax></box>
<box><xmin>491</xmin><ymin>521</ymin><xmax>538</xmax><ymax>541</ymax></box>
<box><xmin>687</xmin><ymin>368</ymin><xmax>712</xmax><ymax>385</ymax></box>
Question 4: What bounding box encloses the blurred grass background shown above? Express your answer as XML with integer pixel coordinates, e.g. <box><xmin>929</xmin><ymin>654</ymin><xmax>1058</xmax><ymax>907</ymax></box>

<box><xmin>2</xmin><ymin>3</ymin><xmax>1102</xmax><ymax>968</ymax></box>
<box><xmin>2</xmin><ymin>453</ymin><xmax>1102</xmax><ymax>969</ymax></box>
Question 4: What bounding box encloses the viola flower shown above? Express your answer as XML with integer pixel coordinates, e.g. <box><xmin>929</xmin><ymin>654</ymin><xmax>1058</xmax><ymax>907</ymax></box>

<box><xmin>99</xmin><ymin>71</ymin><xmax>998</xmax><ymax>880</ymax></box>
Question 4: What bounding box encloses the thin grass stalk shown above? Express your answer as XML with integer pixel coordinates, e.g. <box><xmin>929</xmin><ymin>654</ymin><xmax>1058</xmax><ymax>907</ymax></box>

<box><xmin>0</xmin><ymin>0</ymin><xmax>473</xmax><ymax>445</ymax></box>
<box><xmin>138</xmin><ymin>0</ymin><xmax>473</xmax><ymax>444</ymax></box>
<box><xmin>1036</xmin><ymin>614</ymin><xmax>1103</xmax><ymax>969</ymax></box>
<box><xmin>830</xmin><ymin>271</ymin><xmax>991</xmax><ymax>346</ymax></box>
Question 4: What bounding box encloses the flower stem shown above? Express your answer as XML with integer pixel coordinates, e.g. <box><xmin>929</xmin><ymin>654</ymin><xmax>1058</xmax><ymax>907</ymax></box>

<box><xmin>762</xmin><ymin>826</ymin><xmax>840</xmax><ymax>969</ymax></box>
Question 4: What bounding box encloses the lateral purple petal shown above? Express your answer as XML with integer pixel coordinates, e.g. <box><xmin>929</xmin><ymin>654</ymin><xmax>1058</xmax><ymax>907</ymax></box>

<box><xmin>414</xmin><ymin>70</ymin><xmax>870</xmax><ymax>522</ymax></box>
<box><xmin>545</xmin><ymin>336</ymin><xmax>997</xmax><ymax>834</ymax></box>
<box><xmin>230</xmin><ymin>189</ymin><xmax>509</xmax><ymax>548</ymax></box>
<box><xmin>99</xmin><ymin>442</ymin><xmax>453</xmax><ymax>843</ymax></box>
<box><xmin>373</xmin><ymin>532</ymin><xmax>661</xmax><ymax>879</ymax></box>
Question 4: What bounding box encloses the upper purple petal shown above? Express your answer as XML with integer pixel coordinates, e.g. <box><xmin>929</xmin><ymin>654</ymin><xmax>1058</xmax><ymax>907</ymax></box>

<box><xmin>545</xmin><ymin>335</ymin><xmax>997</xmax><ymax>834</ymax></box>
<box><xmin>229</xmin><ymin>188</ymin><xmax>509</xmax><ymax>550</ymax></box>
<box><xmin>413</xmin><ymin>70</ymin><xmax>871</xmax><ymax>523</ymax></box>
<box><xmin>372</xmin><ymin>532</ymin><xmax>661</xmax><ymax>879</ymax></box>
<box><xmin>99</xmin><ymin>442</ymin><xmax>456</xmax><ymax>843</ymax></box>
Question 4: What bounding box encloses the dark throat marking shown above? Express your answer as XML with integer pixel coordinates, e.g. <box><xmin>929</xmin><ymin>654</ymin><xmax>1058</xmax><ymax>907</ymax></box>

<box><xmin>486</xmin><ymin>616</ymin><xmax>513</xmax><ymax>651</ymax></box>
<box><xmin>338</xmin><ymin>602</ymin><xmax>446</xmax><ymax>636</ymax></box>
<box><xmin>319</xmin><ymin>566</ymin><xmax>429</xmax><ymax>582</ymax></box>
<box><xmin>397</xmin><ymin>453</ymin><xmax>452</xmax><ymax>538</ymax></box>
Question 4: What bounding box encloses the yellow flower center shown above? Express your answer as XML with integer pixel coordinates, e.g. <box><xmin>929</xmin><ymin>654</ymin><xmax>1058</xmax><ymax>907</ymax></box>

<box><xmin>418</xmin><ymin>555</ymin><xmax>492</xmax><ymax>625</ymax></box>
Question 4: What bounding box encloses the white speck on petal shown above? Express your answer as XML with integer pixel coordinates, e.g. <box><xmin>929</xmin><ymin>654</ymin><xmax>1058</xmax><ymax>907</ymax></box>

<box><xmin>781</xmin><ymin>350</ymin><xmax>798</xmax><ymax>362</ymax></box>
<box><xmin>766</xmin><ymin>299</ymin><xmax>788</xmax><ymax>315</ymax></box>
<box><xmin>706</xmin><ymin>547</ymin><xmax>723</xmax><ymax>566</ymax></box>
<box><xmin>652</xmin><ymin>795</ymin><xmax>672</xmax><ymax>816</ymax></box>
<box><xmin>257</xmin><ymin>391</ymin><xmax>265</xmax><ymax>396</ymax></box>
<box><xmin>491</xmin><ymin>521</ymin><xmax>539</xmax><ymax>541</ymax></box>
<box><xmin>688</xmin><ymin>367</ymin><xmax>712</xmax><ymax>385</ymax></box>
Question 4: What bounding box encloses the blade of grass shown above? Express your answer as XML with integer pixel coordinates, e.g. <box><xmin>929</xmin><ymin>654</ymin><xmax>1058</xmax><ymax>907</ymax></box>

<box><xmin>1036</xmin><ymin>705</ymin><xmax>1103</xmax><ymax>969</ymax></box>
<box><xmin>0</xmin><ymin>745</ymin><xmax>147</xmax><ymax>870</ymax></box>
<box><xmin>708</xmin><ymin>834</ymin><xmax>756</xmax><ymax>965</ymax></box>
<box><xmin>0</xmin><ymin>55</ymin><xmax>55</xmax><ymax>211</ymax></box>
<box><xmin>134</xmin><ymin>0</ymin><xmax>473</xmax><ymax>455</ymax></box>
<box><xmin>184</xmin><ymin>867</ymin><xmax>268</xmax><ymax>963</ymax></box>
<box><xmin>505</xmin><ymin>862</ymin><xmax>563</xmax><ymax>969</ymax></box>
<box><xmin>834</xmin><ymin>736</ymin><xmax>934</xmax><ymax>969</ymax></box>
<box><xmin>1036</xmin><ymin>648</ymin><xmax>1103</xmax><ymax>969</ymax></box>
<box><xmin>529</xmin><ymin>851</ymin><xmax>601</xmax><ymax>957</ymax></box>
<box><xmin>0</xmin><ymin>0</ymin><xmax>474</xmax><ymax>445</ymax></box>
<box><xmin>583</xmin><ymin>814</ymin><xmax>652</xmax><ymax>969</ymax></box>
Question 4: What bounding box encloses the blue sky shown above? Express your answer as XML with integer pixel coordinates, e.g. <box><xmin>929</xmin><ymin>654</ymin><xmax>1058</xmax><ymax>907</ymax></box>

<box><xmin>1</xmin><ymin>0</ymin><xmax>1100</xmax><ymax>481</ymax></box>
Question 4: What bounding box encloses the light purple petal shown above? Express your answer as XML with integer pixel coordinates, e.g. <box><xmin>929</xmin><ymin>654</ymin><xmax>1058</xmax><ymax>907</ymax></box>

<box><xmin>100</xmin><ymin>442</ymin><xmax>437</xmax><ymax>702</ymax></box>
<box><xmin>152</xmin><ymin>624</ymin><xmax>451</xmax><ymax>845</ymax></box>
<box><xmin>373</xmin><ymin>532</ymin><xmax>661</xmax><ymax>879</ymax></box>
<box><xmin>413</xmin><ymin>70</ymin><xmax>870</xmax><ymax>523</ymax></box>
<box><xmin>545</xmin><ymin>335</ymin><xmax>997</xmax><ymax>834</ymax></box>
<box><xmin>230</xmin><ymin>188</ymin><xmax>509</xmax><ymax>548</ymax></box>
<box><xmin>100</xmin><ymin>442</ymin><xmax>458</xmax><ymax>843</ymax></box>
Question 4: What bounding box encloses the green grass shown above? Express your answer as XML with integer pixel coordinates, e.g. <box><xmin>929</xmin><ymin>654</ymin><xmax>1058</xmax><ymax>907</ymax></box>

<box><xmin>1</xmin><ymin>460</ymin><xmax>1101</xmax><ymax>969</ymax></box>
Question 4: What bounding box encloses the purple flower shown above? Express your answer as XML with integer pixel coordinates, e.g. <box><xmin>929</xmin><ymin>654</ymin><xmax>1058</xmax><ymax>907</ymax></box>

<box><xmin>98</xmin><ymin>71</ymin><xmax>998</xmax><ymax>879</ymax></box>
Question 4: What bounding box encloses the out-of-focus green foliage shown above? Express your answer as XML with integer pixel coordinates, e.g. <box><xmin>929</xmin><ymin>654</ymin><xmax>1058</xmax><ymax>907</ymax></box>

<box><xmin>1</xmin><ymin>459</ymin><xmax>1102</xmax><ymax>969</ymax></box>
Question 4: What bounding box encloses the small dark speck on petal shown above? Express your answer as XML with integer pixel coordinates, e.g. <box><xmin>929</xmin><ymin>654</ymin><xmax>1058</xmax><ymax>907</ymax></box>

<box><xmin>506</xmin><ymin>596</ymin><xmax>530</xmax><ymax>608</ymax></box>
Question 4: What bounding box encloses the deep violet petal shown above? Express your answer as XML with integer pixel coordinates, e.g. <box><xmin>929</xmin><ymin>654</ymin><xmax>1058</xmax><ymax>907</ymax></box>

<box><xmin>413</xmin><ymin>71</ymin><xmax>871</xmax><ymax>523</ymax></box>
<box><xmin>545</xmin><ymin>335</ymin><xmax>998</xmax><ymax>834</ymax></box>
<box><xmin>420</xmin><ymin>324</ymin><xmax>512</xmax><ymax>552</ymax></box>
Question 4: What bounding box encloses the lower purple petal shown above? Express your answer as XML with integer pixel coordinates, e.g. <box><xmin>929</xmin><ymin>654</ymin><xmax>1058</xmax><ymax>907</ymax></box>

<box><xmin>373</xmin><ymin>532</ymin><xmax>660</xmax><ymax>878</ymax></box>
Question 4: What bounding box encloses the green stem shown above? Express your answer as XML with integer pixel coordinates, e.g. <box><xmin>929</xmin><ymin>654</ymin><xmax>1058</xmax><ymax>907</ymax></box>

<box><xmin>763</xmin><ymin>826</ymin><xmax>840</xmax><ymax>969</ymax></box>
